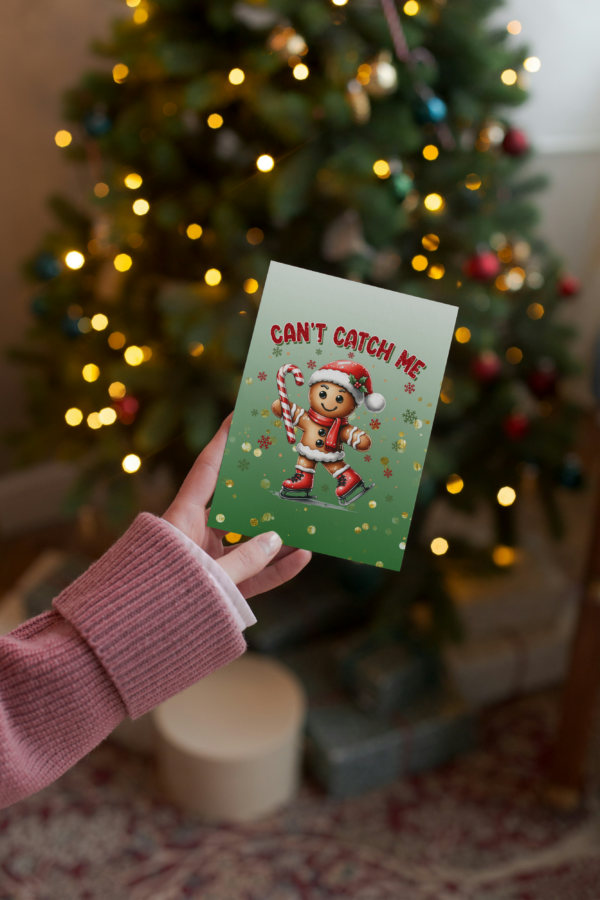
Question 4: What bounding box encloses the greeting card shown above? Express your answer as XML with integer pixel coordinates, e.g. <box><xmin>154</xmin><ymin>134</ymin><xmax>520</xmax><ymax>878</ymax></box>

<box><xmin>208</xmin><ymin>262</ymin><xmax>457</xmax><ymax>572</ymax></box>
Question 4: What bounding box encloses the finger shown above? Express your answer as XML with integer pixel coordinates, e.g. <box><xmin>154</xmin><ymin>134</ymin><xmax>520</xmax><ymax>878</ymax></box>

<box><xmin>223</xmin><ymin>541</ymin><xmax>296</xmax><ymax>562</ymax></box>
<box><xmin>237</xmin><ymin>549</ymin><xmax>312</xmax><ymax>599</ymax></box>
<box><xmin>215</xmin><ymin>531</ymin><xmax>283</xmax><ymax>585</ymax></box>
<box><xmin>163</xmin><ymin>413</ymin><xmax>233</xmax><ymax>541</ymax></box>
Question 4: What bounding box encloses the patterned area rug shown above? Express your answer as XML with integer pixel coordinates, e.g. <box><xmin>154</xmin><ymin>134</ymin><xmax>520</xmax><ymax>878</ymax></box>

<box><xmin>0</xmin><ymin>693</ymin><xmax>598</xmax><ymax>900</ymax></box>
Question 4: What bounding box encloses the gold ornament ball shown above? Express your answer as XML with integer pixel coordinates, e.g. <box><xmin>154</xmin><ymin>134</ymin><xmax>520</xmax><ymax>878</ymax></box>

<box><xmin>375</xmin><ymin>561</ymin><xmax>384</xmax><ymax>568</ymax></box>
<box><xmin>362</xmin><ymin>523</ymin><xmax>369</xmax><ymax>530</ymax></box>
<box><xmin>246</xmin><ymin>377</ymin><xmax>253</xmax><ymax>385</ymax></box>
<box><xmin>242</xmin><ymin>442</ymin><xmax>251</xmax><ymax>452</ymax></box>
<box><xmin>307</xmin><ymin>526</ymin><xmax>316</xmax><ymax>535</ymax></box>
<box><xmin>254</xmin><ymin>449</ymin><xmax>262</xmax><ymax>457</ymax></box>
<box><xmin>369</xmin><ymin>500</ymin><xmax>377</xmax><ymax>508</ymax></box>
<box><xmin>413</xmin><ymin>461</ymin><xmax>422</xmax><ymax>471</ymax></box>
<box><xmin>225</xmin><ymin>479</ymin><xmax>234</xmax><ymax>488</ymax></box>
<box><xmin>380</xmin><ymin>456</ymin><xmax>389</xmax><ymax>465</ymax></box>
<box><xmin>216</xmin><ymin>514</ymin><xmax>225</xmax><ymax>523</ymax></box>
<box><xmin>260</xmin><ymin>479</ymin><xmax>271</xmax><ymax>489</ymax></box>
<box><xmin>250</xmin><ymin>518</ymin><xmax>258</xmax><ymax>526</ymax></box>
<box><xmin>354</xmin><ymin>527</ymin><xmax>362</xmax><ymax>534</ymax></box>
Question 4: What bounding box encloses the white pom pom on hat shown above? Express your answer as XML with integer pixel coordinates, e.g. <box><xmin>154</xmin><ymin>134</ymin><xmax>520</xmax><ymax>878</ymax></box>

<box><xmin>364</xmin><ymin>392</ymin><xmax>386</xmax><ymax>413</ymax></box>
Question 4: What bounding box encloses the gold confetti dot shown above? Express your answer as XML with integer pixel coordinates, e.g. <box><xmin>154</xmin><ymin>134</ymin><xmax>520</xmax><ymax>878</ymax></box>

<box><xmin>260</xmin><ymin>478</ymin><xmax>271</xmax><ymax>489</ymax></box>
<box><xmin>380</xmin><ymin>456</ymin><xmax>389</xmax><ymax>465</ymax></box>
<box><xmin>402</xmin><ymin>512</ymin><xmax>409</xmax><ymax>518</ymax></box>
<box><xmin>427</xmin><ymin>402</ymin><xmax>432</xmax><ymax>407</ymax></box>
<box><xmin>369</xmin><ymin>500</ymin><xmax>377</xmax><ymax>508</ymax></box>
<box><xmin>398</xmin><ymin>431</ymin><xmax>405</xmax><ymax>438</ymax></box>
<box><xmin>417</xmin><ymin>397</ymin><xmax>422</xmax><ymax>402</ymax></box>
<box><xmin>362</xmin><ymin>523</ymin><xmax>369</xmax><ymax>530</ymax></box>
<box><xmin>399</xmin><ymin>541</ymin><xmax>406</xmax><ymax>550</ymax></box>
<box><xmin>375</xmin><ymin>561</ymin><xmax>383</xmax><ymax>568</ymax></box>
<box><xmin>385</xmin><ymin>528</ymin><xmax>392</xmax><ymax>535</ymax></box>
<box><xmin>424</xmin><ymin>420</ymin><xmax>430</xmax><ymax>425</ymax></box>
<box><xmin>216</xmin><ymin>514</ymin><xmax>225</xmax><ymax>523</ymax></box>
<box><xmin>414</xmin><ymin>419</ymin><xmax>422</xmax><ymax>429</ymax></box>
<box><xmin>232</xmin><ymin>494</ymin><xmax>237</xmax><ymax>498</ymax></box>
<box><xmin>392</xmin><ymin>517</ymin><xmax>399</xmax><ymax>524</ymax></box>
<box><xmin>225</xmin><ymin>479</ymin><xmax>234</xmax><ymax>487</ymax></box>
<box><xmin>307</xmin><ymin>525</ymin><xmax>316</xmax><ymax>535</ymax></box>
<box><xmin>261</xmin><ymin>409</ymin><xmax>269</xmax><ymax>417</ymax></box>
<box><xmin>354</xmin><ymin>527</ymin><xmax>362</xmax><ymax>534</ymax></box>
<box><xmin>274</xmin><ymin>420</ymin><xmax>281</xmax><ymax>428</ymax></box>
<box><xmin>246</xmin><ymin>378</ymin><xmax>253</xmax><ymax>385</ymax></box>
<box><xmin>254</xmin><ymin>448</ymin><xmax>262</xmax><ymax>457</ymax></box>
<box><xmin>413</xmin><ymin>461</ymin><xmax>422</xmax><ymax>471</ymax></box>
<box><xmin>242</xmin><ymin>442</ymin><xmax>251</xmax><ymax>452</ymax></box>
<box><xmin>397</xmin><ymin>439</ymin><xmax>407</xmax><ymax>450</ymax></box>
<box><xmin>250</xmin><ymin>518</ymin><xmax>258</xmax><ymax>526</ymax></box>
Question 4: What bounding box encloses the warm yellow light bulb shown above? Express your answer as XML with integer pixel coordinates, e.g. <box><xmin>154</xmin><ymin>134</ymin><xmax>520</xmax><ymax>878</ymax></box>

<box><xmin>99</xmin><ymin>407</ymin><xmax>117</xmax><ymax>425</ymax></box>
<box><xmin>455</xmin><ymin>327</ymin><xmax>471</xmax><ymax>343</ymax></box>
<box><xmin>373</xmin><ymin>159</ymin><xmax>391</xmax><ymax>179</ymax></box>
<box><xmin>55</xmin><ymin>130</ymin><xmax>72</xmax><ymax>148</ymax></box>
<box><xmin>133</xmin><ymin>8</ymin><xmax>148</xmax><ymax>23</ymax></box>
<box><xmin>124</xmin><ymin>173</ymin><xmax>143</xmax><ymax>189</ymax></box>
<box><xmin>91</xmin><ymin>313</ymin><xmax>109</xmax><ymax>331</ymax></box>
<box><xmin>493</xmin><ymin>545</ymin><xmax>515</xmax><ymax>566</ymax></box>
<box><xmin>424</xmin><ymin>193</ymin><xmax>444</xmax><ymax>211</ymax></box>
<box><xmin>501</xmin><ymin>69</ymin><xmax>517</xmax><ymax>85</ymax></box>
<box><xmin>228</xmin><ymin>68</ymin><xmax>245</xmax><ymax>85</ymax></box>
<box><xmin>332</xmin><ymin>0</ymin><xmax>348</xmax><ymax>5</ymax></box>
<box><xmin>428</xmin><ymin>264</ymin><xmax>445</xmax><ymax>280</ymax></box>
<box><xmin>108</xmin><ymin>381</ymin><xmax>126</xmax><ymax>399</ymax></box>
<box><xmin>114</xmin><ymin>253</ymin><xmax>133</xmax><ymax>272</ymax></box>
<box><xmin>507</xmin><ymin>20</ymin><xmax>521</xmax><ymax>34</ymax></box>
<box><xmin>186</xmin><ymin>223</ymin><xmax>203</xmax><ymax>239</ymax></box>
<box><xmin>422</xmin><ymin>144</ymin><xmax>439</xmax><ymax>161</ymax></box>
<box><xmin>132</xmin><ymin>199</ymin><xmax>149</xmax><ymax>215</ymax></box>
<box><xmin>293</xmin><ymin>63</ymin><xmax>309</xmax><ymax>80</ymax></box>
<box><xmin>256</xmin><ymin>154</ymin><xmax>275</xmax><ymax>172</ymax></box>
<box><xmin>524</xmin><ymin>56</ymin><xmax>541</xmax><ymax>73</ymax></box>
<box><xmin>65</xmin><ymin>408</ymin><xmax>83</xmax><ymax>426</ymax></box>
<box><xmin>497</xmin><ymin>486</ymin><xmax>516</xmax><ymax>507</ymax></box>
<box><xmin>411</xmin><ymin>255</ymin><xmax>428</xmax><ymax>272</ymax></box>
<box><xmin>124</xmin><ymin>345</ymin><xmax>144</xmax><ymax>366</ymax></box>
<box><xmin>205</xmin><ymin>268</ymin><xmax>222</xmax><ymax>286</ymax></box>
<box><xmin>112</xmin><ymin>63</ymin><xmax>129</xmax><ymax>83</ymax></box>
<box><xmin>65</xmin><ymin>251</ymin><xmax>84</xmax><ymax>270</ymax></box>
<box><xmin>82</xmin><ymin>364</ymin><xmax>100</xmax><ymax>382</ymax></box>
<box><xmin>207</xmin><ymin>113</ymin><xmax>223</xmax><ymax>129</ymax></box>
<box><xmin>404</xmin><ymin>0</ymin><xmax>419</xmax><ymax>14</ymax></box>
<box><xmin>431</xmin><ymin>537</ymin><xmax>449</xmax><ymax>556</ymax></box>
<box><xmin>87</xmin><ymin>412</ymin><xmax>102</xmax><ymax>430</ymax></box>
<box><xmin>122</xmin><ymin>454</ymin><xmax>141</xmax><ymax>473</ymax></box>
<box><xmin>244</xmin><ymin>278</ymin><xmax>259</xmax><ymax>294</ymax></box>
<box><xmin>446</xmin><ymin>474</ymin><xmax>464</xmax><ymax>495</ymax></box>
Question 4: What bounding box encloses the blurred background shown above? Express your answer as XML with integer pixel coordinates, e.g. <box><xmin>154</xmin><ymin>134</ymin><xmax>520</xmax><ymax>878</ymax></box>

<box><xmin>1</xmin><ymin>1</ymin><xmax>600</xmax><ymax>898</ymax></box>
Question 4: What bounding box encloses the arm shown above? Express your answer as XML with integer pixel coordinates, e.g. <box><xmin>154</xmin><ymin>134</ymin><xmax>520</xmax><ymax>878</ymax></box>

<box><xmin>340</xmin><ymin>424</ymin><xmax>372</xmax><ymax>451</ymax></box>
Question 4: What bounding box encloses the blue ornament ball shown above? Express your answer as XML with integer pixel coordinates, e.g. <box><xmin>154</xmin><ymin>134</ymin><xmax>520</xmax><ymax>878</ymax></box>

<box><xmin>34</xmin><ymin>252</ymin><xmax>62</xmax><ymax>281</ymax></box>
<box><xmin>415</xmin><ymin>95</ymin><xmax>447</xmax><ymax>124</ymax></box>
<box><xmin>84</xmin><ymin>109</ymin><xmax>112</xmax><ymax>137</ymax></box>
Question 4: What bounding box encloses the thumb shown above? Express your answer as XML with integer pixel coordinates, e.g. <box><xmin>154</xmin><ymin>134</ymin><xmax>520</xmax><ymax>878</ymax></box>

<box><xmin>215</xmin><ymin>531</ymin><xmax>282</xmax><ymax>585</ymax></box>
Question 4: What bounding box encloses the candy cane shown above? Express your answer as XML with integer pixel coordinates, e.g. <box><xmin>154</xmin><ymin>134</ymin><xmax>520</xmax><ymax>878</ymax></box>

<box><xmin>277</xmin><ymin>364</ymin><xmax>304</xmax><ymax>444</ymax></box>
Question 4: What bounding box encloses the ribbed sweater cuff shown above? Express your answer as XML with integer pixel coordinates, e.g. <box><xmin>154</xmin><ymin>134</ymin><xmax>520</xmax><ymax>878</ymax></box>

<box><xmin>53</xmin><ymin>513</ymin><xmax>246</xmax><ymax>719</ymax></box>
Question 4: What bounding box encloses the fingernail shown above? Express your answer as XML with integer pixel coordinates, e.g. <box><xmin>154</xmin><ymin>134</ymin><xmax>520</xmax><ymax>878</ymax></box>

<box><xmin>258</xmin><ymin>531</ymin><xmax>282</xmax><ymax>554</ymax></box>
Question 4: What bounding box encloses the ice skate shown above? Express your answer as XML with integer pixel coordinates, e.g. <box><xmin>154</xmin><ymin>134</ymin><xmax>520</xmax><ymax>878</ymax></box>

<box><xmin>335</xmin><ymin>465</ymin><xmax>375</xmax><ymax>506</ymax></box>
<box><xmin>280</xmin><ymin>466</ymin><xmax>315</xmax><ymax>501</ymax></box>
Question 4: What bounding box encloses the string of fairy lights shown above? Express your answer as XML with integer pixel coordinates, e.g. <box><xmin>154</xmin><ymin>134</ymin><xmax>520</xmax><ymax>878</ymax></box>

<box><xmin>48</xmin><ymin>0</ymin><xmax>544</xmax><ymax>560</ymax></box>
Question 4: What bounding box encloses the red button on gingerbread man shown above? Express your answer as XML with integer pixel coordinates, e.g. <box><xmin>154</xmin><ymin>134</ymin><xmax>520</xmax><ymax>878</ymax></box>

<box><xmin>272</xmin><ymin>360</ymin><xmax>385</xmax><ymax>506</ymax></box>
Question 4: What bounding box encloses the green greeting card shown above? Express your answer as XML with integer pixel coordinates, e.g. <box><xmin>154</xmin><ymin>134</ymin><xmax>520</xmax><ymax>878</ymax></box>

<box><xmin>208</xmin><ymin>262</ymin><xmax>457</xmax><ymax>571</ymax></box>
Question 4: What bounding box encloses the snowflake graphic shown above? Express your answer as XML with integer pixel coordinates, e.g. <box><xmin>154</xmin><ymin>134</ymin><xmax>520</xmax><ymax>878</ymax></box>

<box><xmin>403</xmin><ymin>409</ymin><xmax>417</xmax><ymax>424</ymax></box>
<box><xmin>383</xmin><ymin>467</ymin><xmax>393</xmax><ymax>478</ymax></box>
<box><xmin>385</xmin><ymin>494</ymin><xmax>393</xmax><ymax>503</ymax></box>
<box><xmin>364</xmin><ymin>454</ymin><xmax>372</xmax><ymax>462</ymax></box>
<box><xmin>321</xmin><ymin>483</ymin><xmax>330</xmax><ymax>493</ymax></box>
<box><xmin>251</xmin><ymin>409</ymin><xmax>259</xmax><ymax>417</ymax></box>
<box><xmin>404</xmin><ymin>383</ymin><xmax>416</xmax><ymax>394</ymax></box>
<box><xmin>315</xmin><ymin>348</ymin><xmax>323</xmax><ymax>355</ymax></box>
<box><xmin>237</xmin><ymin>459</ymin><xmax>250</xmax><ymax>471</ymax></box>
<box><xmin>307</xmin><ymin>360</ymin><xmax>316</xmax><ymax>370</ymax></box>
<box><xmin>258</xmin><ymin>434</ymin><xmax>273</xmax><ymax>450</ymax></box>
<box><xmin>347</xmin><ymin>351</ymin><xmax>355</xmax><ymax>359</ymax></box>
<box><xmin>258</xmin><ymin>371</ymin><xmax>267</xmax><ymax>381</ymax></box>
<box><xmin>273</xmin><ymin>346</ymin><xmax>283</xmax><ymax>357</ymax></box>
<box><xmin>370</xmin><ymin>418</ymin><xmax>381</xmax><ymax>430</ymax></box>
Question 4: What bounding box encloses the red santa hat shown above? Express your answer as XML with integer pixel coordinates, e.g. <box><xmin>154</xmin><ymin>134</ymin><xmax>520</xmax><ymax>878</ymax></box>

<box><xmin>308</xmin><ymin>360</ymin><xmax>386</xmax><ymax>413</ymax></box>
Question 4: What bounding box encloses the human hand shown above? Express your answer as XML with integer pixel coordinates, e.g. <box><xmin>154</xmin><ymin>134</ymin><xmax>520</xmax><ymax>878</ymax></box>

<box><xmin>163</xmin><ymin>413</ymin><xmax>312</xmax><ymax>598</ymax></box>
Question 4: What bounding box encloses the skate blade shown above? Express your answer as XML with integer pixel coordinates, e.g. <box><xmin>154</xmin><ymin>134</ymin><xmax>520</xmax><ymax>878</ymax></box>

<box><xmin>279</xmin><ymin>489</ymin><xmax>315</xmax><ymax>501</ymax></box>
<box><xmin>338</xmin><ymin>482</ymin><xmax>376</xmax><ymax>506</ymax></box>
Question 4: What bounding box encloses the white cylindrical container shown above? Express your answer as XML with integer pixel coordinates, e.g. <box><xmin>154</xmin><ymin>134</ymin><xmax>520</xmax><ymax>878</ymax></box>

<box><xmin>153</xmin><ymin>653</ymin><xmax>306</xmax><ymax>822</ymax></box>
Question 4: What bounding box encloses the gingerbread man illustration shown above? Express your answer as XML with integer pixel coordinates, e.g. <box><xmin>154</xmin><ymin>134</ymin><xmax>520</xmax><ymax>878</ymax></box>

<box><xmin>272</xmin><ymin>360</ymin><xmax>385</xmax><ymax>505</ymax></box>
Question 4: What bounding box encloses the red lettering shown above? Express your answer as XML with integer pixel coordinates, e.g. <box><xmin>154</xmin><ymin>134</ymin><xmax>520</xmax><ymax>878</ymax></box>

<box><xmin>271</xmin><ymin>324</ymin><xmax>283</xmax><ymax>344</ymax></box>
<box><xmin>296</xmin><ymin>321</ymin><xmax>310</xmax><ymax>343</ymax></box>
<box><xmin>376</xmin><ymin>339</ymin><xmax>395</xmax><ymax>363</ymax></box>
<box><xmin>395</xmin><ymin>349</ymin><xmax>416</xmax><ymax>372</ymax></box>
<box><xmin>333</xmin><ymin>326</ymin><xmax>346</xmax><ymax>346</ymax></box>
<box><xmin>366</xmin><ymin>335</ymin><xmax>380</xmax><ymax>356</ymax></box>
<box><xmin>344</xmin><ymin>329</ymin><xmax>358</xmax><ymax>351</ymax></box>
<box><xmin>283</xmin><ymin>322</ymin><xmax>296</xmax><ymax>343</ymax></box>
<box><xmin>315</xmin><ymin>322</ymin><xmax>327</xmax><ymax>343</ymax></box>
<box><xmin>409</xmin><ymin>359</ymin><xmax>426</xmax><ymax>380</ymax></box>
<box><xmin>357</xmin><ymin>331</ymin><xmax>369</xmax><ymax>352</ymax></box>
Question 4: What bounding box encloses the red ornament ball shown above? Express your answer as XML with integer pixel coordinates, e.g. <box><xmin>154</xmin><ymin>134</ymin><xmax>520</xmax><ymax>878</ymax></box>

<box><xmin>463</xmin><ymin>251</ymin><xmax>501</xmax><ymax>282</ymax></box>
<box><xmin>472</xmin><ymin>350</ymin><xmax>502</xmax><ymax>382</ymax></box>
<box><xmin>503</xmin><ymin>412</ymin><xmax>530</xmax><ymax>441</ymax></box>
<box><xmin>557</xmin><ymin>274</ymin><xmax>581</xmax><ymax>297</ymax></box>
<box><xmin>502</xmin><ymin>128</ymin><xmax>529</xmax><ymax>156</ymax></box>
<box><xmin>527</xmin><ymin>367</ymin><xmax>557</xmax><ymax>399</ymax></box>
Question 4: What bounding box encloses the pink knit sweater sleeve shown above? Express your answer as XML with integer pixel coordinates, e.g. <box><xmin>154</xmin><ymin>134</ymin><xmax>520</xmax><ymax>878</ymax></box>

<box><xmin>0</xmin><ymin>513</ymin><xmax>246</xmax><ymax>808</ymax></box>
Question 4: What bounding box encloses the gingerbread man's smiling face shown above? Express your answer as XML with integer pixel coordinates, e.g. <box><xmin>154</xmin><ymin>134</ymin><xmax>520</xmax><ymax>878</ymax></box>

<box><xmin>308</xmin><ymin>381</ymin><xmax>357</xmax><ymax>419</ymax></box>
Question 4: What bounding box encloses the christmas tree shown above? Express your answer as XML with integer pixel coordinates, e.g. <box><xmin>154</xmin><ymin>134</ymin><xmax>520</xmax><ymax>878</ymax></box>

<box><xmin>11</xmin><ymin>0</ymin><xmax>578</xmax><ymax>609</ymax></box>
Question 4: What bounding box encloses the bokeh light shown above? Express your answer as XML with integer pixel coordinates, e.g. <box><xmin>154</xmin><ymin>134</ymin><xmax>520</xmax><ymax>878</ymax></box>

<box><xmin>501</xmin><ymin>69</ymin><xmax>517</xmax><ymax>85</ymax></box>
<box><xmin>256</xmin><ymin>155</ymin><xmax>275</xmax><ymax>172</ymax></box>
<box><xmin>412</xmin><ymin>255</ymin><xmax>428</xmax><ymax>271</ymax></box>
<box><xmin>493</xmin><ymin>545</ymin><xmax>516</xmax><ymax>566</ymax></box>
<box><xmin>124</xmin><ymin>345</ymin><xmax>144</xmax><ymax>366</ymax></box>
<box><xmin>228</xmin><ymin>68</ymin><xmax>245</xmax><ymax>85</ymax></box>
<box><xmin>125</xmin><ymin>173</ymin><xmax>143</xmax><ymax>189</ymax></box>
<box><xmin>205</xmin><ymin>268</ymin><xmax>222</xmax><ymax>286</ymax></box>
<box><xmin>82</xmin><ymin>364</ymin><xmax>100</xmax><ymax>382</ymax></box>
<box><xmin>207</xmin><ymin>114</ymin><xmax>223</xmax><ymax>129</ymax></box>
<box><xmin>446</xmin><ymin>474</ymin><xmax>464</xmax><ymax>495</ymax></box>
<box><xmin>244</xmin><ymin>278</ymin><xmax>259</xmax><ymax>293</ymax></box>
<box><xmin>455</xmin><ymin>327</ymin><xmax>471</xmax><ymax>343</ymax></box>
<box><xmin>524</xmin><ymin>57</ymin><xmax>541</xmax><ymax>72</ymax></box>
<box><xmin>108</xmin><ymin>381</ymin><xmax>126</xmax><ymax>399</ymax></box>
<box><xmin>108</xmin><ymin>332</ymin><xmax>126</xmax><ymax>349</ymax></box>
<box><xmin>65</xmin><ymin>251</ymin><xmax>84</xmax><ymax>270</ymax></box>
<box><xmin>65</xmin><ymin>408</ymin><xmax>83</xmax><ymax>426</ymax></box>
<box><xmin>122</xmin><ymin>454</ymin><xmax>141</xmax><ymax>473</ymax></box>
<box><xmin>373</xmin><ymin>159</ymin><xmax>391</xmax><ymax>178</ymax></box>
<box><xmin>99</xmin><ymin>407</ymin><xmax>118</xmax><ymax>425</ymax></box>
<box><xmin>91</xmin><ymin>314</ymin><xmax>109</xmax><ymax>331</ymax></box>
<box><xmin>404</xmin><ymin>1</ymin><xmax>419</xmax><ymax>14</ymax></box>
<box><xmin>132</xmin><ymin>199</ymin><xmax>149</xmax><ymax>215</ymax></box>
<box><xmin>497</xmin><ymin>486</ymin><xmax>517</xmax><ymax>506</ymax></box>
<box><xmin>246</xmin><ymin>227</ymin><xmax>264</xmax><ymax>245</ymax></box>
<box><xmin>506</xmin><ymin>346</ymin><xmax>523</xmax><ymax>364</ymax></box>
<box><xmin>87</xmin><ymin>412</ymin><xmax>102</xmax><ymax>430</ymax></box>
<box><xmin>424</xmin><ymin>193</ymin><xmax>444</xmax><ymax>211</ymax></box>
<box><xmin>293</xmin><ymin>63</ymin><xmax>309</xmax><ymax>80</ymax></box>
<box><xmin>431</xmin><ymin>537</ymin><xmax>449</xmax><ymax>555</ymax></box>
<box><xmin>422</xmin><ymin>234</ymin><xmax>440</xmax><ymax>251</ymax></box>
<box><xmin>112</xmin><ymin>63</ymin><xmax>129</xmax><ymax>83</ymax></box>
<box><xmin>186</xmin><ymin>223</ymin><xmax>203</xmax><ymax>239</ymax></box>
<box><xmin>114</xmin><ymin>254</ymin><xmax>133</xmax><ymax>272</ymax></box>
<box><xmin>507</xmin><ymin>20</ymin><xmax>521</xmax><ymax>34</ymax></box>
<box><xmin>55</xmin><ymin>130</ymin><xmax>72</xmax><ymax>148</ymax></box>
<box><xmin>422</xmin><ymin>145</ymin><xmax>439</xmax><ymax>161</ymax></box>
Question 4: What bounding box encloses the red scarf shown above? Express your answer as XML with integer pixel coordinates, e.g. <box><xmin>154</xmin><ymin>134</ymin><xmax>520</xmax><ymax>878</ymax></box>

<box><xmin>308</xmin><ymin>408</ymin><xmax>349</xmax><ymax>450</ymax></box>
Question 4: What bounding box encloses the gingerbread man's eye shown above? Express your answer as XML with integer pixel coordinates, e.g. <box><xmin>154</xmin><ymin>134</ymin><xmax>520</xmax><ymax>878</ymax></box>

<box><xmin>319</xmin><ymin>390</ymin><xmax>327</xmax><ymax>399</ymax></box>
<box><xmin>336</xmin><ymin>395</ymin><xmax>343</xmax><ymax>404</ymax></box>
